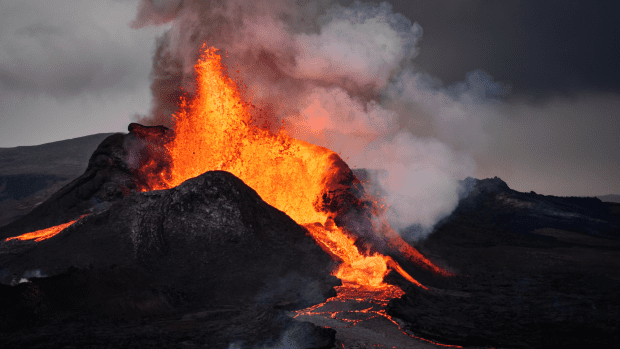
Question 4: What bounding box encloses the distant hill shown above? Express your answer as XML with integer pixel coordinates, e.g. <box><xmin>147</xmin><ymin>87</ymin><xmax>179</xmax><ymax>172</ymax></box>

<box><xmin>597</xmin><ymin>194</ymin><xmax>620</xmax><ymax>203</ymax></box>
<box><xmin>445</xmin><ymin>177</ymin><xmax>620</xmax><ymax>239</ymax></box>
<box><xmin>0</xmin><ymin>133</ymin><xmax>116</xmax><ymax>226</ymax></box>
<box><xmin>390</xmin><ymin>177</ymin><xmax>620</xmax><ymax>349</ymax></box>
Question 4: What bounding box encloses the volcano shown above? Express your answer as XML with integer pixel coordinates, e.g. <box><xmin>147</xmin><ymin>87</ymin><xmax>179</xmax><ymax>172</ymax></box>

<box><xmin>1</xmin><ymin>170</ymin><xmax>341</xmax><ymax>348</ymax></box>
<box><xmin>0</xmin><ymin>46</ymin><xmax>451</xmax><ymax>348</ymax></box>
<box><xmin>2</xmin><ymin>46</ymin><xmax>620</xmax><ymax>348</ymax></box>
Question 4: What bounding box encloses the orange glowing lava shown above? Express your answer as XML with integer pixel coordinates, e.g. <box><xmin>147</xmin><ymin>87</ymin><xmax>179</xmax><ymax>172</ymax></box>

<box><xmin>135</xmin><ymin>45</ymin><xmax>448</xmax><ymax>289</ymax></box>
<box><xmin>5</xmin><ymin>216</ymin><xmax>86</xmax><ymax>242</ymax></box>
<box><xmin>294</xmin><ymin>283</ymin><xmax>463</xmax><ymax>348</ymax></box>
<box><xmin>305</xmin><ymin>223</ymin><xmax>428</xmax><ymax>289</ymax></box>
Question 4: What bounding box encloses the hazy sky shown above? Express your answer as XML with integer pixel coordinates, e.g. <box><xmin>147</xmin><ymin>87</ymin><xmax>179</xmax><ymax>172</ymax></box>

<box><xmin>0</xmin><ymin>0</ymin><xmax>618</xmax><ymax>197</ymax></box>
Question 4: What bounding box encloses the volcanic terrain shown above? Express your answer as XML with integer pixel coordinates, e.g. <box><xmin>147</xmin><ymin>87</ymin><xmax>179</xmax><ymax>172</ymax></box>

<box><xmin>1</xmin><ymin>125</ymin><xmax>619</xmax><ymax>348</ymax></box>
<box><xmin>2</xmin><ymin>46</ymin><xmax>619</xmax><ymax>348</ymax></box>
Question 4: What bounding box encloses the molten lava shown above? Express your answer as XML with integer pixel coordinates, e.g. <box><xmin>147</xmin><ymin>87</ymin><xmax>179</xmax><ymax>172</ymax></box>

<box><xmin>134</xmin><ymin>44</ymin><xmax>450</xmax><ymax>289</ymax></box>
<box><xmin>4</xmin><ymin>216</ymin><xmax>86</xmax><ymax>242</ymax></box>
<box><xmin>145</xmin><ymin>45</ymin><xmax>334</xmax><ymax>226</ymax></box>
<box><xmin>294</xmin><ymin>283</ymin><xmax>464</xmax><ymax>348</ymax></box>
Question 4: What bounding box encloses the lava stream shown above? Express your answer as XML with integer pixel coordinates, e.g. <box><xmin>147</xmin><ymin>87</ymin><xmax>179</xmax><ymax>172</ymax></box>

<box><xmin>2</xmin><ymin>44</ymin><xmax>461</xmax><ymax>348</ymax></box>
<box><xmin>304</xmin><ymin>223</ymin><xmax>427</xmax><ymax>289</ymax></box>
<box><xmin>4</xmin><ymin>215</ymin><xmax>87</xmax><ymax>242</ymax></box>
<box><xmin>294</xmin><ymin>283</ymin><xmax>463</xmax><ymax>348</ymax></box>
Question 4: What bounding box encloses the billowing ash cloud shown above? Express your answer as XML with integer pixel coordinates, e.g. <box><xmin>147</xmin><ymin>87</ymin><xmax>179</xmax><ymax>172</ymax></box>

<box><xmin>131</xmin><ymin>0</ymin><xmax>510</xmax><ymax>239</ymax></box>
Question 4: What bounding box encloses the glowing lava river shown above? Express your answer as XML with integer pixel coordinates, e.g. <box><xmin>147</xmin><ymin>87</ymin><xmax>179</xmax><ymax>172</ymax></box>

<box><xmin>293</xmin><ymin>283</ymin><xmax>463</xmax><ymax>348</ymax></box>
<box><xmin>4</xmin><ymin>215</ymin><xmax>87</xmax><ymax>242</ymax></box>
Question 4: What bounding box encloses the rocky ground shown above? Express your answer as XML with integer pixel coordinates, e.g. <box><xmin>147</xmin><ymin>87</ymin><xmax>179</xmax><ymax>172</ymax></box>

<box><xmin>0</xmin><ymin>303</ymin><xmax>333</xmax><ymax>349</ymax></box>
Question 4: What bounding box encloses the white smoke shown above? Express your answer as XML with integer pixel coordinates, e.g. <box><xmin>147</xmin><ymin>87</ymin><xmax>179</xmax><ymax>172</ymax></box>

<box><xmin>291</xmin><ymin>2</ymin><xmax>421</xmax><ymax>89</ymax></box>
<box><xmin>131</xmin><ymin>0</ymin><xmax>509</xmax><ymax>239</ymax></box>
<box><xmin>11</xmin><ymin>269</ymin><xmax>48</xmax><ymax>286</ymax></box>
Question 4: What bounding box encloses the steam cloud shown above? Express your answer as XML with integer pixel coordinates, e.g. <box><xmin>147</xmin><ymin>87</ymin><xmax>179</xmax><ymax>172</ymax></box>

<box><xmin>131</xmin><ymin>0</ymin><xmax>508</xmax><ymax>239</ymax></box>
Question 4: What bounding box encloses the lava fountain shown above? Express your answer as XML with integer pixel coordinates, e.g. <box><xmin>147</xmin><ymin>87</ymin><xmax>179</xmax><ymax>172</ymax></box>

<box><xmin>136</xmin><ymin>45</ymin><xmax>449</xmax><ymax>289</ymax></box>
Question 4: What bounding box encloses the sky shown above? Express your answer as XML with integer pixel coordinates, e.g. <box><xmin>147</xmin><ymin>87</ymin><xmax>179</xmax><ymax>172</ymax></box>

<box><xmin>0</xmin><ymin>0</ymin><xmax>618</xmax><ymax>202</ymax></box>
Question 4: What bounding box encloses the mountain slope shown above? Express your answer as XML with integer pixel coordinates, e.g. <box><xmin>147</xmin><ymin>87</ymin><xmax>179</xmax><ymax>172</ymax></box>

<box><xmin>0</xmin><ymin>133</ymin><xmax>115</xmax><ymax>227</ymax></box>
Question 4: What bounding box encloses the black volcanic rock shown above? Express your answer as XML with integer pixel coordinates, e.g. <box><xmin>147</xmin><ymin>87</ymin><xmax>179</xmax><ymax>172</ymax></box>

<box><xmin>387</xmin><ymin>177</ymin><xmax>620</xmax><ymax>348</ymax></box>
<box><xmin>0</xmin><ymin>171</ymin><xmax>338</xmax><ymax>348</ymax></box>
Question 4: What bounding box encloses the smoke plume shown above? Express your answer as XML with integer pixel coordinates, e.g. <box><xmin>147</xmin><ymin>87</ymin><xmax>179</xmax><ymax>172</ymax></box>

<box><xmin>131</xmin><ymin>0</ymin><xmax>508</xmax><ymax>239</ymax></box>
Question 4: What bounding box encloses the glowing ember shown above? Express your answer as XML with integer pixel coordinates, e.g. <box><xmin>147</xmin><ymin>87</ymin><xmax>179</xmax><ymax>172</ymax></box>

<box><xmin>5</xmin><ymin>216</ymin><xmax>86</xmax><ymax>242</ymax></box>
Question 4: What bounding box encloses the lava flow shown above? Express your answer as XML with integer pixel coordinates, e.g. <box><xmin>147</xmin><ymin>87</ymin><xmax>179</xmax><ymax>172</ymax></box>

<box><xmin>4</xmin><ymin>215</ymin><xmax>87</xmax><ymax>242</ymax></box>
<box><xmin>294</xmin><ymin>283</ymin><xmax>463</xmax><ymax>348</ymax></box>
